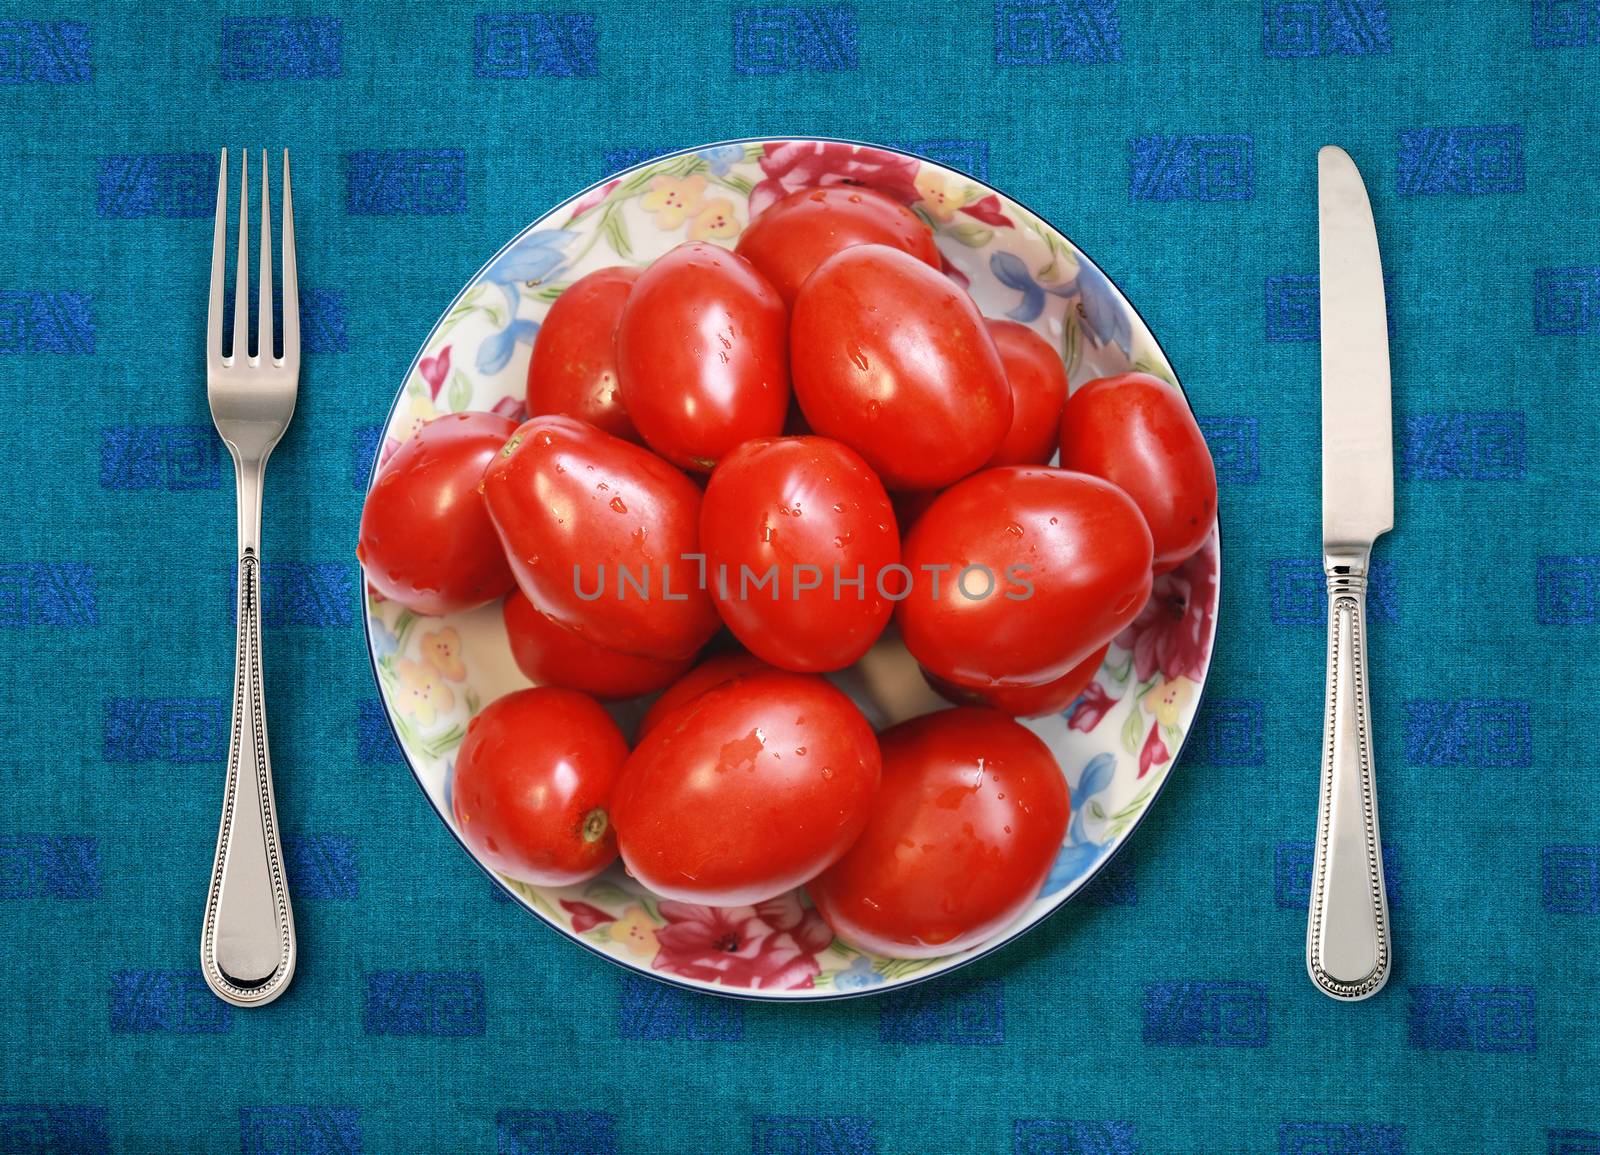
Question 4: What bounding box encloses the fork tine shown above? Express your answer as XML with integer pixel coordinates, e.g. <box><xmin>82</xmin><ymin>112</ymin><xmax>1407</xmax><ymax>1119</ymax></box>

<box><xmin>207</xmin><ymin>149</ymin><xmax>228</xmax><ymax>367</ymax></box>
<box><xmin>258</xmin><ymin>150</ymin><xmax>273</xmax><ymax>364</ymax></box>
<box><xmin>280</xmin><ymin>149</ymin><xmax>298</xmax><ymax>369</ymax></box>
<box><xmin>234</xmin><ymin>148</ymin><xmax>251</xmax><ymax>361</ymax></box>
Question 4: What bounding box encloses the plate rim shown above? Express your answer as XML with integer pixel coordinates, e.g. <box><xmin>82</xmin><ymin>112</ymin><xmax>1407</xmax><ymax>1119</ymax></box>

<box><xmin>359</xmin><ymin>134</ymin><xmax>1224</xmax><ymax>1002</ymax></box>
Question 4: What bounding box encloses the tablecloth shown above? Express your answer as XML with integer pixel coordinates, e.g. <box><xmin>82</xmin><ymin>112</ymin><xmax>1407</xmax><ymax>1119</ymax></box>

<box><xmin>2</xmin><ymin>1</ymin><xmax>1598</xmax><ymax>1151</ymax></box>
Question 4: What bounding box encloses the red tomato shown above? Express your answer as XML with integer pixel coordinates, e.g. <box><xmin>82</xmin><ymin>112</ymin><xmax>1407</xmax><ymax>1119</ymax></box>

<box><xmin>637</xmin><ymin>651</ymin><xmax>778</xmax><ymax>738</ymax></box>
<box><xmin>983</xmin><ymin>319</ymin><xmax>1069</xmax><ymax>467</ymax></box>
<box><xmin>357</xmin><ymin>411</ymin><xmax>518</xmax><ymax>615</ymax></box>
<box><xmin>1058</xmin><ymin>373</ymin><xmax>1218</xmax><ymax>573</ymax></box>
<box><xmin>925</xmin><ymin>643</ymin><xmax>1110</xmax><ymax>718</ymax></box>
<box><xmin>791</xmin><ymin>244</ymin><xmax>1011</xmax><ymax>490</ymax></box>
<box><xmin>503</xmin><ymin>589</ymin><xmax>694</xmax><ymax>700</ymax></box>
<box><xmin>700</xmin><ymin>437</ymin><xmax>899</xmax><ymax>672</ymax></box>
<box><xmin>808</xmin><ymin>707</ymin><xmax>1068</xmax><ymax>957</ymax></box>
<box><xmin>897</xmin><ymin>466</ymin><xmax>1153</xmax><ymax>686</ymax></box>
<box><xmin>615</xmin><ymin>242</ymin><xmax>789</xmax><ymax>471</ymax></box>
<box><xmin>526</xmin><ymin>266</ymin><xmax>640</xmax><ymax>442</ymax></box>
<box><xmin>890</xmin><ymin>487</ymin><xmax>942</xmax><ymax>535</ymax></box>
<box><xmin>451</xmin><ymin>687</ymin><xmax>629</xmax><ymax>886</ymax></box>
<box><xmin>481</xmin><ymin>415</ymin><xmax>720</xmax><ymax>660</ymax></box>
<box><xmin>735</xmin><ymin>186</ymin><xmax>940</xmax><ymax>305</ymax></box>
<box><xmin>612</xmin><ymin>671</ymin><xmax>881</xmax><ymax>905</ymax></box>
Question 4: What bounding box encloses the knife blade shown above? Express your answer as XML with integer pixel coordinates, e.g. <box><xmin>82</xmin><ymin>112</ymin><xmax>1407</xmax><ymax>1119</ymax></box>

<box><xmin>1319</xmin><ymin>145</ymin><xmax>1393</xmax><ymax>552</ymax></box>
<box><xmin>1306</xmin><ymin>145</ymin><xmax>1394</xmax><ymax>1001</ymax></box>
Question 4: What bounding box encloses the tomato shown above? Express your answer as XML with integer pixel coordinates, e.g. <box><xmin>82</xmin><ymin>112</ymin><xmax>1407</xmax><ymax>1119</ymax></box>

<box><xmin>700</xmin><ymin>437</ymin><xmax>899</xmax><ymax>672</ymax></box>
<box><xmin>615</xmin><ymin>242</ymin><xmax>789</xmax><ymax>471</ymax></box>
<box><xmin>503</xmin><ymin>589</ymin><xmax>694</xmax><ymax>700</ymax></box>
<box><xmin>983</xmin><ymin>319</ymin><xmax>1069</xmax><ymax>467</ymax></box>
<box><xmin>612</xmin><ymin>671</ymin><xmax>881</xmax><ymax>905</ymax></box>
<box><xmin>637</xmin><ymin>651</ymin><xmax>778</xmax><ymax>738</ymax></box>
<box><xmin>451</xmin><ymin>687</ymin><xmax>629</xmax><ymax>886</ymax></box>
<box><xmin>791</xmin><ymin>244</ymin><xmax>1011</xmax><ymax>490</ymax></box>
<box><xmin>925</xmin><ymin>643</ymin><xmax>1109</xmax><ymax>718</ymax></box>
<box><xmin>481</xmin><ymin>415</ymin><xmax>720</xmax><ymax>660</ymax></box>
<box><xmin>1058</xmin><ymin>373</ymin><xmax>1217</xmax><ymax>573</ymax></box>
<box><xmin>735</xmin><ymin>186</ymin><xmax>940</xmax><ymax>305</ymax></box>
<box><xmin>890</xmin><ymin>488</ymin><xmax>941</xmax><ymax>534</ymax></box>
<box><xmin>357</xmin><ymin>411</ymin><xmax>518</xmax><ymax>615</ymax></box>
<box><xmin>897</xmin><ymin>466</ymin><xmax>1153</xmax><ymax>687</ymax></box>
<box><xmin>526</xmin><ymin>266</ymin><xmax>640</xmax><ymax>442</ymax></box>
<box><xmin>808</xmin><ymin>707</ymin><xmax>1068</xmax><ymax>957</ymax></box>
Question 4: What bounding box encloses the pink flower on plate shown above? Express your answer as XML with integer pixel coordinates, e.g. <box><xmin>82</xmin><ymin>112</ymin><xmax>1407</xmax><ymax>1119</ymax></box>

<box><xmin>559</xmin><ymin>899</ymin><xmax>617</xmax><ymax>934</ymax></box>
<box><xmin>566</xmin><ymin>177</ymin><xmax>620</xmax><ymax>224</ymax></box>
<box><xmin>1138</xmin><ymin>721</ymin><xmax>1171</xmax><ymax>779</ymax></box>
<box><xmin>1115</xmin><ymin>543</ymin><xmax>1218</xmax><ymax>683</ymax></box>
<box><xmin>490</xmin><ymin>395</ymin><xmax>527</xmax><ymax>424</ymax></box>
<box><xmin>1067</xmin><ymin>681</ymin><xmax>1117</xmax><ymax>733</ymax></box>
<box><xmin>418</xmin><ymin>345</ymin><xmax>451</xmax><ymax>399</ymax></box>
<box><xmin>652</xmin><ymin>893</ymin><xmax>834</xmax><ymax>990</ymax></box>
<box><xmin>749</xmin><ymin>141</ymin><xmax>922</xmax><ymax>217</ymax></box>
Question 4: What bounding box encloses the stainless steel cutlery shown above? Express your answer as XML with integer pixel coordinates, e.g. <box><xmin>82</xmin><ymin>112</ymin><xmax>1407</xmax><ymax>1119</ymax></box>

<box><xmin>1307</xmin><ymin>144</ymin><xmax>1394</xmax><ymax>1001</ymax></box>
<box><xmin>200</xmin><ymin>148</ymin><xmax>300</xmax><ymax>1008</ymax></box>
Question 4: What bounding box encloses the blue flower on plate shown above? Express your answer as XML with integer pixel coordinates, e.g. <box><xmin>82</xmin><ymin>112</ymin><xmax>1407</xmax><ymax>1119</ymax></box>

<box><xmin>369</xmin><ymin>615</ymin><xmax>398</xmax><ymax>661</ymax></box>
<box><xmin>1073</xmin><ymin>256</ymin><xmax>1133</xmax><ymax>355</ymax></box>
<box><xmin>989</xmin><ymin>251</ymin><xmax>1079</xmax><ymax>323</ymax></box>
<box><xmin>1039</xmin><ymin>752</ymin><xmax>1118</xmax><ymax>897</ymax></box>
<box><xmin>699</xmin><ymin>144</ymin><xmax>745</xmax><ymax>176</ymax></box>
<box><xmin>833</xmin><ymin>954</ymin><xmax>884</xmax><ymax>990</ymax></box>
<box><xmin>476</xmin><ymin>229</ymin><xmax>577</xmax><ymax>374</ymax></box>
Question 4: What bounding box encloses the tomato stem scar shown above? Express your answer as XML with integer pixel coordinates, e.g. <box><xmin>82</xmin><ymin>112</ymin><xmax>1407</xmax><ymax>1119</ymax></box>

<box><xmin>581</xmin><ymin>807</ymin><xmax>609</xmax><ymax>843</ymax></box>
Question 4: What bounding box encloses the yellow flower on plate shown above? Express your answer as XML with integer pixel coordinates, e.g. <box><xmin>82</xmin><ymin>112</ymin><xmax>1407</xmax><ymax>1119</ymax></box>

<box><xmin>914</xmin><ymin>168</ymin><xmax>961</xmax><ymax>222</ymax></box>
<box><xmin>420</xmin><ymin>628</ymin><xmax>466</xmax><ymax>682</ymax></box>
<box><xmin>689</xmin><ymin>197</ymin><xmax>740</xmax><ymax>240</ymax></box>
<box><xmin>394</xmin><ymin>392</ymin><xmax>439</xmax><ymax>443</ymax></box>
<box><xmin>641</xmin><ymin>173</ymin><xmax>707</xmax><ymax>230</ymax></box>
<box><xmin>1140</xmin><ymin>676</ymin><xmax>1196</xmax><ymax>729</ymax></box>
<box><xmin>395</xmin><ymin>657</ymin><xmax>455</xmax><ymax>727</ymax></box>
<box><xmin>610</xmin><ymin>904</ymin><xmax>660</xmax><ymax>958</ymax></box>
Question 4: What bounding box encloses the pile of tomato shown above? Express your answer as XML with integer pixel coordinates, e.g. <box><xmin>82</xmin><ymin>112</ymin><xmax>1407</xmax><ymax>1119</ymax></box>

<box><xmin>358</xmin><ymin>184</ymin><xmax>1217</xmax><ymax>960</ymax></box>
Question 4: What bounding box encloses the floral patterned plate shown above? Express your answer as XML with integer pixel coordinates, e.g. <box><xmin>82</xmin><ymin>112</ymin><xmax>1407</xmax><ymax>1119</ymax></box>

<box><xmin>363</xmin><ymin>139</ymin><xmax>1220</xmax><ymax>1001</ymax></box>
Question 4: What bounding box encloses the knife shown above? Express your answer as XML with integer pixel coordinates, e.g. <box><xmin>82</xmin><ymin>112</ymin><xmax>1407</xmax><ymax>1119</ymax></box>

<box><xmin>1307</xmin><ymin>145</ymin><xmax>1393</xmax><ymax>1001</ymax></box>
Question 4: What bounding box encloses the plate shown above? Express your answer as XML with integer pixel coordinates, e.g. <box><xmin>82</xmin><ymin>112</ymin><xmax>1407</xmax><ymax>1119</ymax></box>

<box><xmin>362</xmin><ymin>138</ymin><xmax>1220</xmax><ymax>1001</ymax></box>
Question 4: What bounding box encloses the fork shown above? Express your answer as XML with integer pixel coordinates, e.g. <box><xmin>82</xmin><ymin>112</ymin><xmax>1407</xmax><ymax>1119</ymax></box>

<box><xmin>200</xmin><ymin>148</ymin><xmax>299</xmax><ymax>1007</ymax></box>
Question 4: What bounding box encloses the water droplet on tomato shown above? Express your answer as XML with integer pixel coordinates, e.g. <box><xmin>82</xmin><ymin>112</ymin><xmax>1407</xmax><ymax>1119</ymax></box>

<box><xmin>610</xmin><ymin>496</ymin><xmax>628</xmax><ymax>513</ymax></box>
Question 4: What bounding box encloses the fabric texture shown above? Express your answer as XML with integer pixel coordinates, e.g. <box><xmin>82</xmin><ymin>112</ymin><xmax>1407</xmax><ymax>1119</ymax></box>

<box><xmin>2</xmin><ymin>1</ymin><xmax>1598</xmax><ymax>1152</ymax></box>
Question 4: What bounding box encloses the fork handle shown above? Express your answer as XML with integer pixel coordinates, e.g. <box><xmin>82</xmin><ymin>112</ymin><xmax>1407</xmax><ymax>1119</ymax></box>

<box><xmin>1306</xmin><ymin>551</ymin><xmax>1391</xmax><ymax>1001</ymax></box>
<box><xmin>201</xmin><ymin>458</ymin><xmax>296</xmax><ymax>1007</ymax></box>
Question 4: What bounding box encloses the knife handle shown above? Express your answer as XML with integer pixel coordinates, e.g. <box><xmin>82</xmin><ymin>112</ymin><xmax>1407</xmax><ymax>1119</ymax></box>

<box><xmin>1306</xmin><ymin>552</ymin><xmax>1392</xmax><ymax>1001</ymax></box>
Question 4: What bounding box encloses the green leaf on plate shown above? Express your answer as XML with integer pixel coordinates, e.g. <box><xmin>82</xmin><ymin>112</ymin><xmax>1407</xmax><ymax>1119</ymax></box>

<box><xmin>947</xmin><ymin>220</ymin><xmax>993</xmax><ymax>248</ymax></box>
<box><xmin>601</xmin><ymin>209</ymin><xmax>633</xmax><ymax>259</ymax></box>
<box><xmin>534</xmin><ymin>282</ymin><xmax>570</xmax><ymax>303</ymax></box>
<box><xmin>464</xmin><ymin>689</ymin><xmax>481</xmax><ymax>717</ymax></box>
<box><xmin>1121</xmin><ymin>703</ymin><xmax>1144</xmax><ymax>754</ymax></box>
<box><xmin>1132</xmin><ymin>356</ymin><xmax>1177</xmax><ymax>385</ymax></box>
<box><xmin>584</xmin><ymin>880</ymin><xmax>632</xmax><ymax>907</ymax></box>
<box><xmin>446</xmin><ymin>370</ymin><xmax>471</xmax><ymax>414</ymax></box>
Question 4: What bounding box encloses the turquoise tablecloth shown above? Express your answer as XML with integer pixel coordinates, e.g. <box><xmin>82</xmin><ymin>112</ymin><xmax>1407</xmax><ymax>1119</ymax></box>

<box><xmin>3</xmin><ymin>2</ymin><xmax>1598</xmax><ymax>1152</ymax></box>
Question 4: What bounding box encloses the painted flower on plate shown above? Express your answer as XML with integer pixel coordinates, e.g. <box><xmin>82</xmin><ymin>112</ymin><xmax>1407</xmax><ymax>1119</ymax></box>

<box><xmin>641</xmin><ymin>173</ymin><xmax>707</xmax><ymax>229</ymax></box>
<box><xmin>394</xmin><ymin>657</ymin><xmax>454</xmax><ymax>727</ymax></box>
<box><xmin>749</xmin><ymin>140</ymin><xmax>921</xmax><ymax>216</ymax></box>
<box><xmin>1140</xmin><ymin>677</ymin><xmax>1195</xmax><ymax>729</ymax></box>
<box><xmin>914</xmin><ymin>168</ymin><xmax>961</xmax><ymax>222</ymax></box>
<box><xmin>652</xmin><ymin>893</ymin><xmax>834</xmax><ymax>990</ymax></box>
<box><xmin>610</xmin><ymin>904</ymin><xmax>661</xmax><ymax>960</ymax></box>
<box><xmin>1116</xmin><ymin>545</ymin><xmax>1217</xmax><ymax>684</ymax></box>
<box><xmin>690</xmin><ymin>198</ymin><xmax>740</xmax><ymax>240</ymax></box>
<box><xmin>420</xmin><ymin>628</ymin><xmax>466</xmax><ymax>682</ymax></box>
<box><xmin>1073</xmin><ymin>254</ymin><xmax>1133</xmax><ymax>355</ymax></box>
<box><xmin>1067</xmin><ymin>681</ymin><xmax>1117</xmax><ymax>733</ymax></box>
<box><xmin>833</xmin><ymin>955</ymin><xmax>885</xmax><ymax>991</ymax></box>
<box><xmin>698</xmin><ymin>144</ymin><xmax>745</xmax><ymax>176</ymax></box>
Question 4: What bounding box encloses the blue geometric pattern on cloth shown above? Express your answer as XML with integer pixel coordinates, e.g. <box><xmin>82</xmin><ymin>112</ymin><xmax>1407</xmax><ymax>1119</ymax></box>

<box><xmin>1</xmin><ymin>2</ymin><xmax>1596</xmax><ymax>1150</ymax></box>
